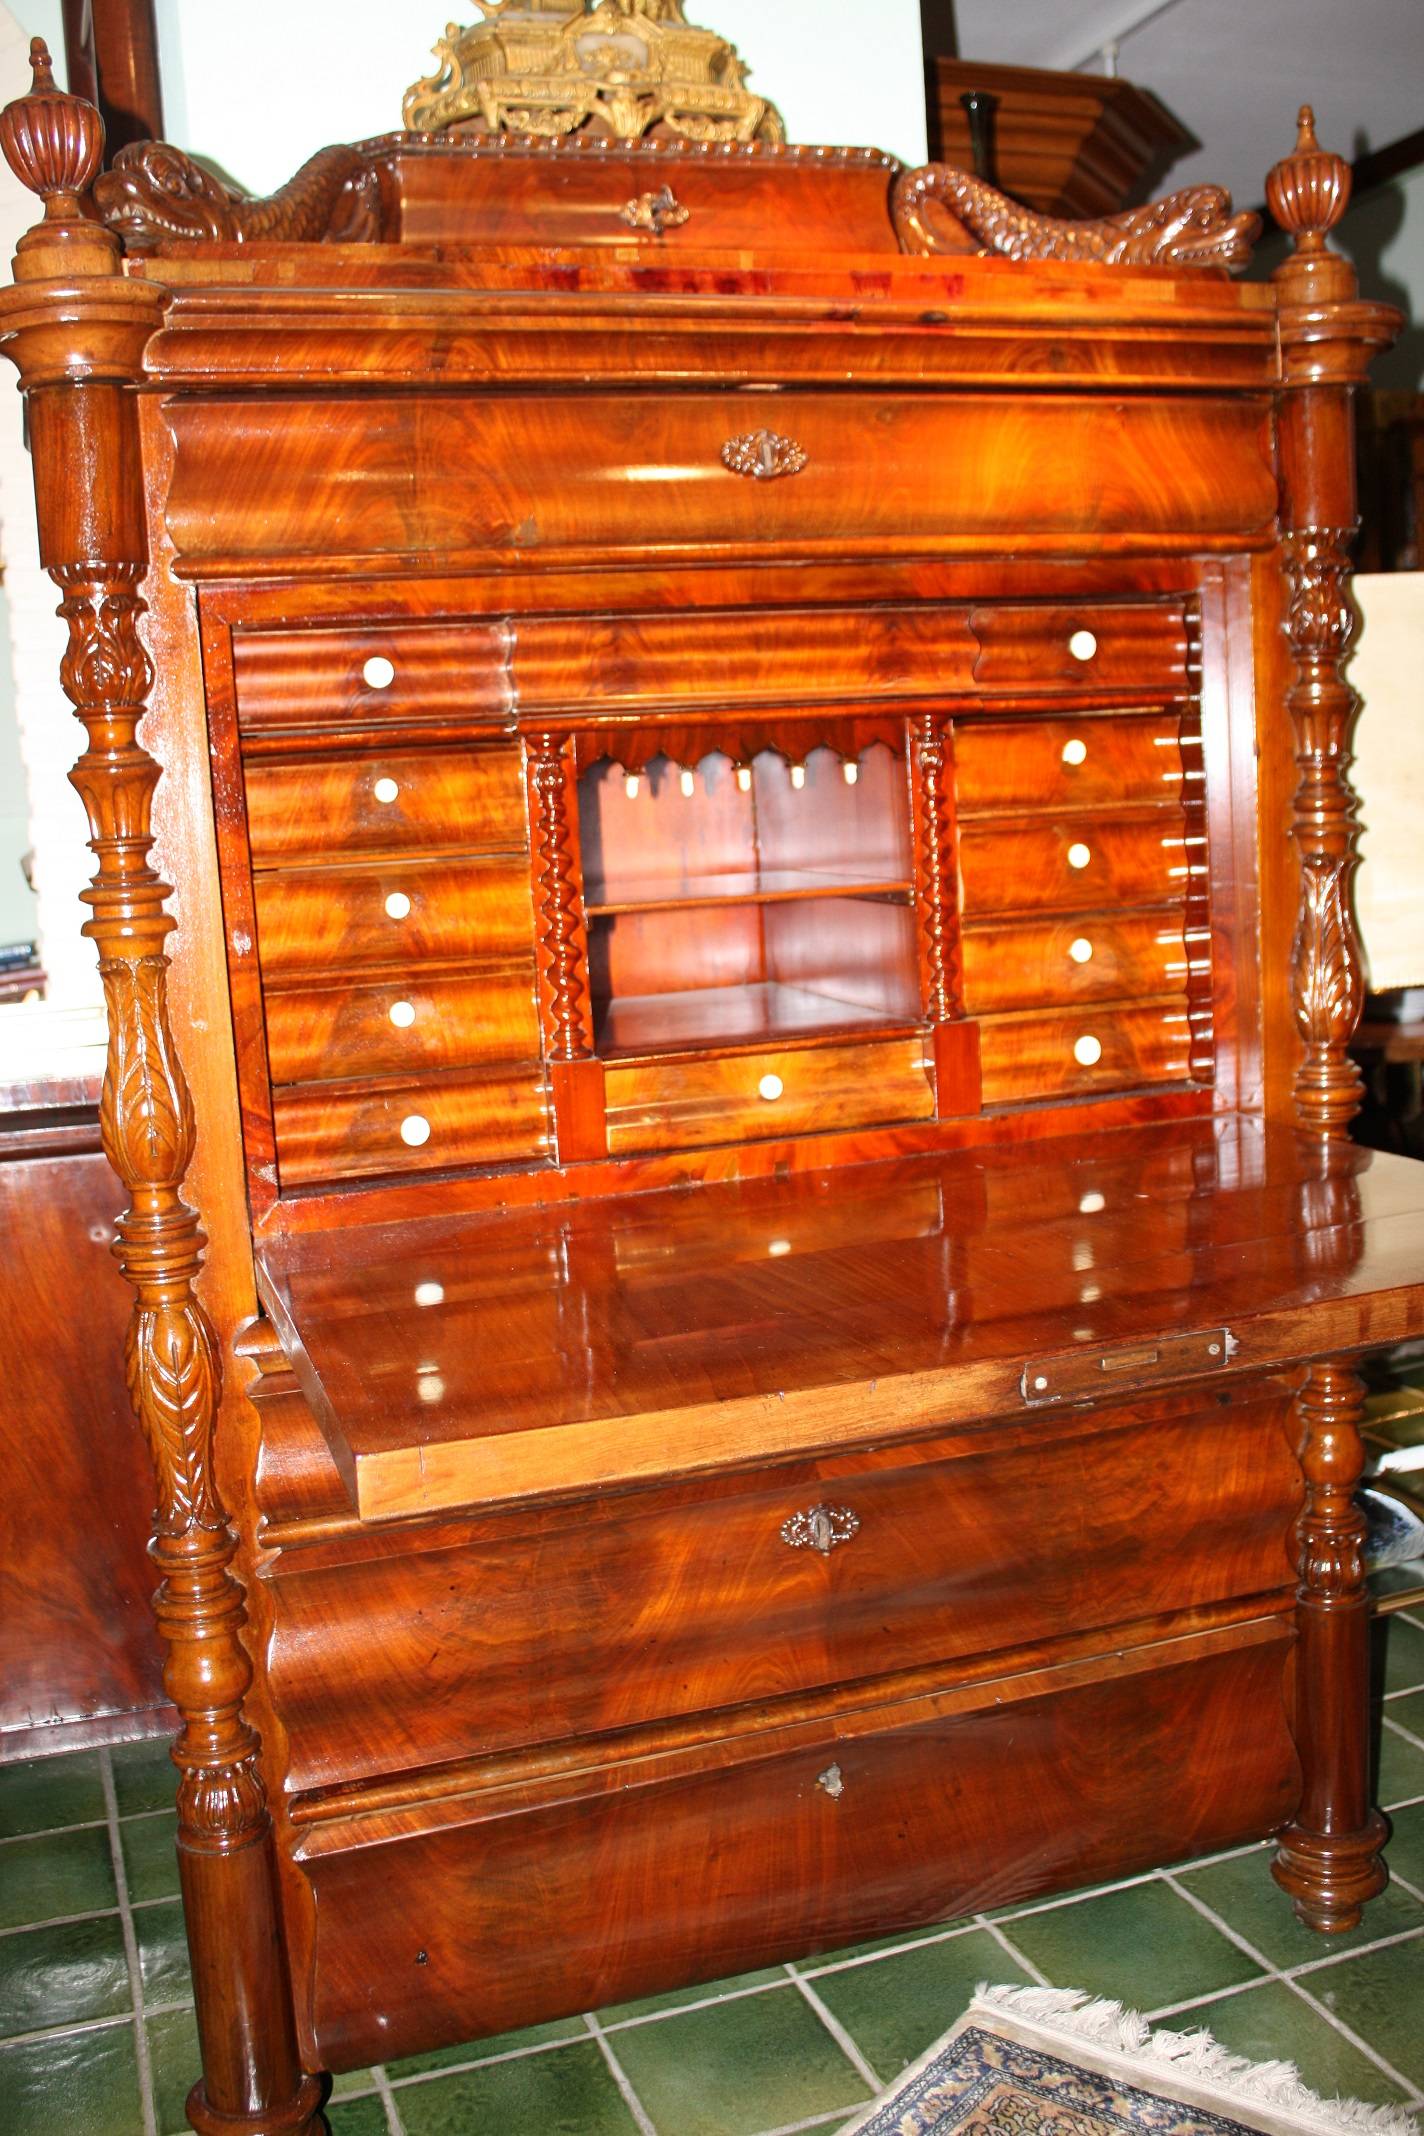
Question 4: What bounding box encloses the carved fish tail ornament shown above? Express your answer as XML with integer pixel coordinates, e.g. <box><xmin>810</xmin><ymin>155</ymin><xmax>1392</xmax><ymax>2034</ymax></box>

<box><xmin>93</xmin><ymin>138</ymin><xmax>381</xmax><ymax>251</ymax></box>
<box><xmin>1266</xmin><ymin>110</ymin><xmax>1401</xmax><ymax>1138</ymax></box>
<box><xmin>892</xmin><ymin>165</ymin><xmax>1260</xmax><ymax>269</ymax></box>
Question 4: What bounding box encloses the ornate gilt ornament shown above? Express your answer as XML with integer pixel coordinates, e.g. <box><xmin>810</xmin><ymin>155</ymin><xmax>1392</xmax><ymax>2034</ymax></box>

<box><xmin>721</xmin><ymin>431</ymin><xmax>808</xmax><ymax>480</ymax></box>
<box><xmin>781</xmin><ymin>1504</ymin><xmax>860</xmax><ymax>1555</ymax></box>
<box><xmin>403</xmin><ymin>1</ymin><xmax>784</xmax><ymax>145</ymax></box>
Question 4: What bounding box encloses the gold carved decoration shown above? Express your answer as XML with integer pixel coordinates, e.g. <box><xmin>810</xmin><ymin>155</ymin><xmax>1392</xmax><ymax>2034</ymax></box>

<box><xmin>403</xmin><ymin>1</ymin><xmax>784</xmax><ymax>145</ymax></box>
<box><xmin>721</xmin><ymin>430</ymin><xmax>808</xmax><ymax>480</ymax></box>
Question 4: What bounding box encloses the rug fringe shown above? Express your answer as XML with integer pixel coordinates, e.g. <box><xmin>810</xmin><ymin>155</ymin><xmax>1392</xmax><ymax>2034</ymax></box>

<box><xmin>974</xmin><ymin>1985</ymin><xmax>1420</xmax><ymax>2136</ymax></box>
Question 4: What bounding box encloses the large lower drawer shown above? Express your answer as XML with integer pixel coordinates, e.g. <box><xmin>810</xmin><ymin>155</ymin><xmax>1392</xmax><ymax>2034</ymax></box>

<box><xmin>295</xmin><ymin>1629</ymin><xmax>1298</xmax><ymax>2070</ymax></box>
<box><xmin>603</xmin><ymin>1034</ymin><xmax>934</xmax><ymax>1155</ymax></box>
<box><xmin>267</xmin><ymin>1383</ymin><xmax>1299</xmax><ymax>1792</ymax></box>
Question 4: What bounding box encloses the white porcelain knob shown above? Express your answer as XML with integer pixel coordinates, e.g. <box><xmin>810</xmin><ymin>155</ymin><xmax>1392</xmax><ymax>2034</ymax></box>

<box><xmin>1068</xmin><ymin>937</ymin><xmax>1094</xmax><ymax>964</ymax></box>
<box><xmin>1061</xmin><ymin>738</ymin><xmax>1087</xmax><ymax>766</ymax></box>
<box><xmin>1067</xmin><ymin>842</ymin><xmax>1092</xmax><ymax>871</ymax></box>
<box><xmin>758</xmin><ymin>1073</ymin><xmax>784</xmax><ymax>1102</ymax></box>
<box><xmin>1073</xmin><ymin>1035</ymin><xmax>1103</xmax><ymax>1067</ymax></box>
<box><xmin>1068</xmin><ymin>629</ymin><xmax>1098</xmax><ymax>663</ymax></box>
<box><xmin>373</xmin><ymin>776</ymin><xmax>399</xmax><ymax>804</ymax></box>
<box><xmin>363</xmin><ymin>655</ymin><xmax>395</xmax><ymax>689</ymax></box>
<box><xmin>384</xmin><ymin>891</ymin><xmax>412</xmax><ymax>919</ymax></box>
<box><xmin>400</xmin><ymin>1114</ymin><xmax>432</xmax><ymax>1148</ymax></box>
<box><xmin>389</xmin><ymin>1000</ymin><xmax>416</xmax><ymax>1029</ymax></box>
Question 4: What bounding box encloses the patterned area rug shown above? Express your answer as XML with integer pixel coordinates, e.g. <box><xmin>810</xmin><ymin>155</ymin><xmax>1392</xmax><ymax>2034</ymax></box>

<box><xmin>838</xmin><ymin>1986</ymin><xmax>1421</xmax><ymax>2136</ymax></box>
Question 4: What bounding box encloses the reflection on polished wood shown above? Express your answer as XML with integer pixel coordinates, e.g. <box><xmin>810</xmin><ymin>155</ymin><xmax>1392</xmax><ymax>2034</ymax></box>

<box><xmin>0</xmin><ymin>36</ymin><xmax>1411</xmax><ymax>2136</ymax></box>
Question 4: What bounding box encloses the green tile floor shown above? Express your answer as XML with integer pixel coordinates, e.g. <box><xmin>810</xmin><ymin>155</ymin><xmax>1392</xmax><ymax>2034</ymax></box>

<box><xmin>2</xmin><ymin>1610</ymin><xmax>1422</xmax><ymax>2136</ymax></box>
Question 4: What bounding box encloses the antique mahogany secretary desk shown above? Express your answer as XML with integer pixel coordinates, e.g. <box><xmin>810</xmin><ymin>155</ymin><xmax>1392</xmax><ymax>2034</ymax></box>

<box><xmin>3</xmin><ymin>7</ymin><xmax>1424</xmax><ymax>2129</ymax></box>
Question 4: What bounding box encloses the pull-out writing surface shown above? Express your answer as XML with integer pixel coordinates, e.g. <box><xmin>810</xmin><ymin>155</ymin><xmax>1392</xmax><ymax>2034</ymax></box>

<box><xmin>256</xmin><ymin>1118</ymin><xmax>1424</xmax><ymax>1520</ymax></box>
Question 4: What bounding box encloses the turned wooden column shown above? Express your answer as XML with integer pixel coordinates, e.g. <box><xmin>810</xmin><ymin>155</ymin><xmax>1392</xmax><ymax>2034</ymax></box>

<box><xmin>0</xmin><ymin>46</ymin><xmax>323</xmax><ymax>2136</ymax></box>
<box><xmin>1265</xmin><ymin>109</ymin><xmax>1398</xmax><ymax>1937</ymax></box>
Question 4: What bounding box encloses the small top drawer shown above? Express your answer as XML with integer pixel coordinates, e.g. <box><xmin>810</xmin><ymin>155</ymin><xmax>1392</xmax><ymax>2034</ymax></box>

<box><xmin>604</xmin><ymin>1035</ymin><xmax>933</xmax><ymax>1157</ymax></box>
<box><xmin>968</xmin><ymin>601</ymin><xmax>1192</xmax><ymax>697</ymax></box>
<box><xmin>245</xmin><ymin>744</ymin><xmax>528</xmax><ymax>866</ymax></box>
<box><xmin>955</xmin><ymin>712</ymin><xmax>1193</xmax><ymax>818</ymax></box>
<box><xmin>231</xmin><ymin>622</ymin><xmax>512</xmax><ymax>737</ymax></box>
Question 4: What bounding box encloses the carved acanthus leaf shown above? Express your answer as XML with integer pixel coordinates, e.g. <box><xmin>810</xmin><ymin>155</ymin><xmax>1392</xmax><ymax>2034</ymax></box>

<box><xmin>176</xmin><ymin>1760</ymin><xmax>268</xmax><ymax>1850</ymax></box>
<box><xmin>126</xmin><ymin>1295</ymin><xmax>223</xmax><ymax>1535</ymax></box>
<box><xmin>94</xmin><ymin>139</ymin><xmax>381</xmax><ymax>252</ymax></box>
<box><xmin>893</xmin><ymin>165</ymin><xmax>1260</xmax><ymax>270</ymax></box>
<box><xmin>99</xmin><ymin>957</ymin><xmax>196</xmax><ymax>1188</ymax></box>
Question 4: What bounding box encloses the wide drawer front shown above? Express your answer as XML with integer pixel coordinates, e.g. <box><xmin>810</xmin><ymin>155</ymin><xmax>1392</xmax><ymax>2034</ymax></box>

<box><xmin>958</xmin><ymin>813</ymin><xmax>1189</xmax><ymax>917</ymax></box>
<box><xmin>232</xmin><ymin>621</ymin><xmax>513</xmax><ymax>736</ymax></box>
<box><xmin>269</xmin><ymin>1387</ymin><xmax>1298</xmax><ymax>1790</ymax></box>
<box><xmin>979</xmin><ymin>1000</ymin><xmax>1196</xmax><ymax>1103</ymax></box>
<box><xmin>273</xmin><ymin>1067</ymin><xmax>549</xmax><ymax>1187</ymax></box>
<box><xmin>960</xmin><ymin>912</ymin><xmax>1195</xmax><ymax>1013</ymax></box>
<box><xmin>603</xmin><ymin>1035</ymin><xmax>933</xmax><ymax>1155</ymax></box>
<box><xmin>264</xmin><ymin>965</ymin><xmax>541</xmax><ymax>1086</ymax></box>
<box><xmin>168</xmin><ymin>392</ymin><xmax>1278</xmax><ymax>571</ymax></box>
<box><xmin>253</xmin><ymin>856</ymin><xmax>536</xmax><ymax>979</ymax></box>
<box><xmin>299</xmin><ymin>1636</ymin><xmax>1297</xmax><ymax>2068</ymax></box>
<box><xmin>955</xmin><ymin>711</ymin><xmax>1190</xmax><ymax>817</ymax></box>
<box><xmin>245</xmin><ymin>745</ymin><xmax>527</xmax><ymax>865</ymax></box>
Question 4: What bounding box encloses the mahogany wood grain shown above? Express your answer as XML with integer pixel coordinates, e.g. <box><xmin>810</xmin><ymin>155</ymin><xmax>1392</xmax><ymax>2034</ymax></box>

<box><xmin>954</xmin><ymin>708</ymin><xmax>1191</xmax><ymax>815</ymax></box>
<box><xmin>243</xmin><ymin>744</ymin><xmax>526</xmax><ymax>862</ymax></box>
<box><xmin>0</xmin><ymin>60</ymin><xmax>1408</xmax><ymax>2129</ymax></box>
<box><xmin>978</xmin><ymin>998</ymin><xmax>1195</xmax><ymax>1103</ymax></box>
<box><xmin>272</xmin><ymin>1065</ymin><xmax>550</xmax><ymax>1189</ymax></box>
<box><xmin>961</xmin><ymin>910</ymin><xmax>1195</xmax><ymax>1012</ymax></box>
<box><xmin>265</xmin><ymin>1380</ymin><xmax>1299</xmax><ymax>1790</ymax></box>
<box><xmin>958</xmin><ymin>811</ymin><xmax>1193</xmax><ymax>916</ymax></box>
<box><xmin>299</xmin><ymin>1634</ymin><xmax>1296</xmax><ymax>2069</ymax></box>
<box><xmin>603</xmin><ymin>1033</ymin><xmax>934</xmax><ymax>1155</ymax></box>
<box><xmin>0</xmin><ymin>1149</ymin><xmax>167</xmax><ymax>1755</ymax></box>
<box><xmin>262</xmin><ymin>963</ymin><xmax>541</xmax><ymax>1086</ymax></box>
<box><xmin>252</xmin><ymin>855</ymin><xmax>536</xmax><ymax>978</ymax></box>
<box><xmin>161</xmin><ymin>391</ymin><xmax>1280</xmax><ymax>577</ymax></box>
<box><xmin>254</xmin><ymin>1120</ymin><xmax>1424</xmax><ymax>1520</ymax></box>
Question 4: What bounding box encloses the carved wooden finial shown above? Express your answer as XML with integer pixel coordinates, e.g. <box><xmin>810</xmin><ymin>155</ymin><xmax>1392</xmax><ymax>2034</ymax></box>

<box><xmin>0</xmin><ymin>37</ymin><xmax>114</xmax><ymax>280</ymax></box>
<box><xmin>1266</xmin><ymin>102</ymin><xmax>1351</xmax><ymax>253</ymax></box>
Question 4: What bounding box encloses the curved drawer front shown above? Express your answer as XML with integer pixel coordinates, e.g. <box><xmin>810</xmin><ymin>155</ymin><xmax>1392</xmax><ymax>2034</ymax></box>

<box><xmin>961</xmin><ymin>912</ymin><xmax>1196</xmax><ymax>1013</ymax></box>
<box><xmin>268</xmin><ymin>1387</ymin><xmax>1299</xmax><ymax>1790</ymax></box>
<box><xmin>253</xmin><ymin>856</ymin><xmax>536</xmax><ymax>979</ymax></box>
<box><xmin>273</xmin><ymin>1067</ymin><xmax>549</xmax><ymax>1188</ymax></box>
<box><xmin>979</xmin><ymin>1000</ymin><xmax>1196</xmax><ymax>1103</ymax></box>
<box><xmin>232</xmin><ymin>621</ymin><xmax>513</xmax><ymax>736</ymax></box>
<box><xmin>264</xmin><ymin>965</ymin><xmax>541</xmax><ymax>1086</ymax></box>
<box><xmin>966</xmin><ymin>602</ymin><xmax>1192</xmax><ymax>695</ymax></box>
<box><xmin>959</xmin><ymin>813</ymin><xmax>1193</xmax><ymax>918</ymax></box>
<box><xmin>245</xmin><ymin>745</ymin><xmax>527</xmax><ymax>865</ymax></box>
<box><xmin>603</xmin><ymin>1035</ymin><xmax>934</xmax><ymax>1155</ymax></box>
<box><xmin>167</xmin><ymin>392</ymin><xmax>1278</xmax><ymax>572</ymax></box>
<box><xmin>955</xmin><ymin>711</ymin><xmax>1192</xmax><ymax>817</ymax></box>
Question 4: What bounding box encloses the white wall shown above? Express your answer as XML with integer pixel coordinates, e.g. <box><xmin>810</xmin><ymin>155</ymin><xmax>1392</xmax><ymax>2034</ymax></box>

<box><xmin>152</xmin><ymin>0</ymin><xmax>927</xmax><ymax>198</ymax></box>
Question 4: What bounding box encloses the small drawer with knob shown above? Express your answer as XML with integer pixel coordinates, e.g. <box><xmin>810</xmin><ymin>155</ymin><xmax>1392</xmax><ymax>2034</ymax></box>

<box><xmin>954</xmin><ymin>711</ymin><xmax>1194</xmax><ymax>818</ymax></box>
<box><xmin>967</xmin><ymin>600</ymin><xmax>1192</xmax><ymax>698</ymax></box>
<box><xmin>252</xmin><ymin>854</ymin><xmax>537</xmax><ymax>980</ymax></box>
<box><xmin>231</xmin><ymin>622</ymin><xmax>514</xmax><ymax>739</ymax></box>
<box><xmin>602</xmin><ymin>1036</ymin><xmax>934</xmax><ymax>1157</ymax></box>
<box><xmin>978</xmin><ymin>999</ymin><xmax>1198</xmax><ymax>1105</ymax></box>
<box><xmin>263</xmin><ymin>963</ymin><xmax>542</xmax><ymax>1086</ymax></box>
<box><xmin>243</xmin><ymin>743</ymin><xmax>527</xmax><ymax>864</ymax></box>
<box><xmin>960</xmin><ymin>911</ymin><xmax>1199</xmax><ymax>1014</ymax></box>
<box><xmin>272</xmin><ymin>1066</ymin><xmax>550</xmax><ymax>1188</ymax></box>
<box><xmin>958</xmin><ymin>812</ymin><xmax>1198</xmax><ymax>919</ymax></box>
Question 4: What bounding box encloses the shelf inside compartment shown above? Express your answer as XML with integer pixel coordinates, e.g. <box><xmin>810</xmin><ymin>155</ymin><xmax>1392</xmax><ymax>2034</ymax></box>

<box><xmin>597</xmin><ymin>978</ymin><xmax>924</xmax><ymax>1058</ymax></box>
<box><xmin>580</xmin><ymin>742</ymin><xmax>922</xmax><ymax>1055</ymax></box>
